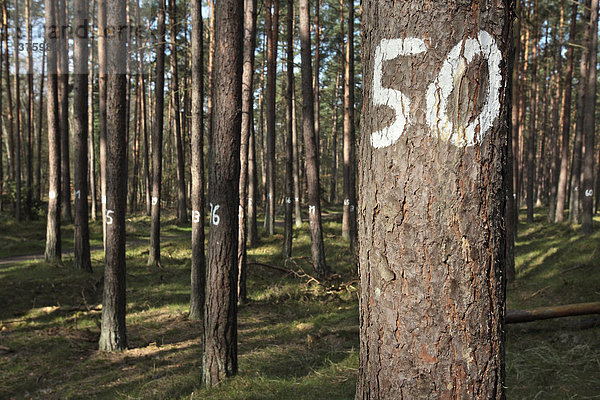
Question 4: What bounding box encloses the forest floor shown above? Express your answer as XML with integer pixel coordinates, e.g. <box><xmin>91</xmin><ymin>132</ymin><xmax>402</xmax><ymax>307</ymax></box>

<box><xmin>0</xmin><ymin>207</ymin><xmax>599</xmax><ymax>399</ymax></box>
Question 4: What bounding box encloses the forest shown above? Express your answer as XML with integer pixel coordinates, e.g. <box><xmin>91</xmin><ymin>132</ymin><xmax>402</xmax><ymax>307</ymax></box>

<box><xmin>0</xmin><ymin>0</ymin><xmax>599</xmax><ymax>398</ymax></box>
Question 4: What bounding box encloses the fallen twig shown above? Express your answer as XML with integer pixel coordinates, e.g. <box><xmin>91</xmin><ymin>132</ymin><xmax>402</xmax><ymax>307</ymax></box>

<box><xmin>507</xmin><ymin>301</ymin><xmax>600</xmax><ymax>324</ymax></box>
<box><xmin>248</xmin><ymin>261</ymin><xmax>322</xmax><ymax>285</ymax></box>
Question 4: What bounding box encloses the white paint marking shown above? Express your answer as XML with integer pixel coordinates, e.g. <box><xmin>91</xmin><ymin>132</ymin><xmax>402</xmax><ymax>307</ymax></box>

<box><xmin>152</xmin><ymin>196</ymin><xmax>158</xmax><ymax>206</ymax></box>
<box><xmin>350</xmin><ymin>205</ymin><xmax>355</xmax><ymax>212</ymax></box>
<box><xmin>585</xmin><ymin>189</ymin><xmax>593</xmax><ymax>197</ymax></box>
<box><xmin>75</xmin><ymin>190</ymin><xmax>81</xmax><ymax>199</ymax></box>
<box><xmin>286</xmin><ymin>197</ymin><xmax>292</xmax><ymax>204</ymax></box>
<box><xmin>49</xmin><ymin>190</ymin><xmax>57</xmax><ymax>200</ymax></box>
<box><xmin>210</xmin><ymin>203</ymin><xmax>221</xmax><ymax>226</ymax></box>
<box><xmin>106</xmin><ymin>210</ymin><xmax>114</xmax><ymax>225</ymax></box>
<box><xmin>248</xmin><ymin>197</ymin><xmax>253</xmax><ymax>205</ymax></box>
<box><xmin>426</xmin><ymin>30</ymin><xmax>502</xmax><ymax>147</ymax></box>
<box><xmin>371</xmin><ymin>37</ymin><xmax>428</xmax><ymax>149</ymax></box>
<box><xmin>308</xmin><ymin>205</ymin><xmax>316</xmax><ymax>215</ymax></box>
<box><xmin>102</xmin><ymin>195</ymin><xmax>107</xmax><ymax>204</ymax></box>
<box><xmin>344</xmin><ymin>199</ymin><xmax>350</xmax><ymax>206</ymax></box>
<box><xmin>192</xmin><ymin>210</ymin><xmax>201</xmax><ymax>223</ymax></box>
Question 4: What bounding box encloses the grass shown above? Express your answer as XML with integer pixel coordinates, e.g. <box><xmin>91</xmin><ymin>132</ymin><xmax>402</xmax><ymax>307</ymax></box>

<box><xmin>0</xmin><ymin>207</ymin><xmax>599</xmax><ymax>399</ymax></box>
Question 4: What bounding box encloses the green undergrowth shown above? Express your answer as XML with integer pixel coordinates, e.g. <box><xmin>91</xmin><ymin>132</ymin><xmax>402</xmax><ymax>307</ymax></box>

<box><xmin>0</xmin><ymin>208</ymin><xmax>598</xmax><ymax>399</ymax></box>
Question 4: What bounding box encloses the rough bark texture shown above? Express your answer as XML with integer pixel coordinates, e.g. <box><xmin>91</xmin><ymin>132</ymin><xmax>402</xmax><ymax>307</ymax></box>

<box><xmin>189</xmin><ymin>0</ymin><xmax>205</xmax><ymax>321</ymax></box>
<box><xmin>555</xmin><ymin>1</ymin><xmax>578</xmax><ymax>223</ymax></box>
<box><xmin>283</xmin><ymin>0</ymin><xmax>294</xmax><ymax>259</ymax></box>
<box><xmin>99</xmin><ymin>0</ymin><xmax>107</xmax><ymax>246</ymax></box>
<box><xmin>342</xmin><ymin>0</ymin><xmax>357</xmax><ymax>254</ymax></box>
<box><xmin>247</xmin><ymin>123</ymin><xmax>259</xmax><ymax>246</ymax></box>
<box><xmin>148</xmin><ymin>0</ymin><xmax>166</xmax><ymax>267</ymax></box>
<box><xmin>99</xmin><ymin>0</ymin><xmax>128</xmax><ymax>352</ymax></box>
<box><xmin>73</xmin><ymin>0</ymin><xmax>92</xmax><ymax>273</ymax></box>
<box><xmin>356</xmin><ymin>1</ymin><xmax>509</xmax><ymax>398</ymax></box>
<box><xmin>264</xmin><ymin>0</ymin><xmax>279</xmax><ymax>236</ymax></box>
<box><xmin>581</xmin><ymin>0</ymin><xmax>598</xmax><ymax>233</ymax></box>
<box><xmin>202</xmin><ymin>0</ymin><xmax>242</xmax><ymax>386</ymax></box>
<box><xmin>58</xmin><ymin>0</ymin><xmax>72</xmax><ymax>223</ymax></box>
<box><xmin>238</xmin><ymin>0</ymin><xmax>257</xmax><ymax>301</ymax></box>
<box><xmin>292</xmin><ymin>82</ymin><xmax>302</xmax><ymax>228</ymax></box>
<box><xmin>14</xmin><ymin>0</ymin><xmax>21</xmax><ymax>222</ymax></box>
<box><xmin>299</xmin><ymin>0</ymin><xmax>328</xmax><ymax>277</ymax></box>
<box><xmin>44</xmin><ymin>0</ymin><xmax>61</xmax><ymax>264</ymax></box>
<box><xmin>26</xmin><ymin>0</ymin><xmax>33</xmax><ymax>219</ymax></box>
<box><xmin>526</xmin><ymin>12</ymin><xmax>538</xmax><ymax>224</ymax></box>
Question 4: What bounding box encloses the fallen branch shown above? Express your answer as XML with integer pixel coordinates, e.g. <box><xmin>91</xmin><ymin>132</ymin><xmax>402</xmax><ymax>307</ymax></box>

<box><xmin>248</xmin><ymin>262</ymin><xmax>322</xmax><ymax>285</ymax></box>
<box><xmin>507</xmin><ymin>302</ymin><xmax>600</xmax><ymax>324</ymax></box>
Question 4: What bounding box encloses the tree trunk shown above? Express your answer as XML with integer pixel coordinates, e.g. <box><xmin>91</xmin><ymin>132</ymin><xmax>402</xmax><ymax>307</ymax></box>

<box><xmin>36</xmin><ymin>45</ymin><xmax>45</xmax><ymax>203</ymax></box>
<box><xmin>169</xmin><ymin>0</ymin><xmax>188</xmax><ymax>224</ymax></box>
<box><xmin>247</xmin><ymin>124</ymin><xmax>259</xmax><ymax>247</ymax></box>
<box><xmin>44</xmin><ymin>0</ymin><xmax>61</xmax><ymax>264</ymax></box>
<box><xmin>569</xmin><ymin>0</ymin><xmax>592</xmax><ymax>225</ymax></box>
<box><xmin>2</xmin><ymin>0</ymin><xmax>14</xmax><ymax>183</ymax></box>
<box><xmin>238</xmin><ymin>0</ymin><xmax>258</xmax><ymax>301</ymax></box>
<box><xmin>526</xmin><ymin>9</ymin><xmax>538</xmax><ymax>224</ymax></box>
<box><xmin>299</xmin><ymin>0</ymin><xmax>328</xmax><ymax>277</ymax></box>
<box><xmin>581</xmin><ymin>0</ymin><xmax>599</xmax><ymax>233</ymax></box>
<box><xmin>89</xmin><ymin>1</ymin><xmax>97</xmax><ymax>221</ymax></box>
<box><xmin>329</xmin><ymin>71</ymin><xmax>341</xmax><ymax>205</ymax></box>
<box><xmin>73</xmin><ymin>0</ymin><xmax>92</xmax><ymax>273</ymax></box>
<box><xmin>356</xmin><ymin>1</ymin><xmax>509</xmax><ymax>397</ymax></box>
<box><xmin>148</xmin><ymin>0</ymin><xmax>166</xmax><ymax>268</ymax></box>
<box><xmin>202</xmin><ymin>0</ymin><xmax>242</xmax><ymax>385</ymax></box>
<box><xmin>282</xmin><ymin>0</ymin><xmax>294</xmax><ymax>259</ymax></box>
<box><xmin>555</xmin><ymin>1</ymin><xmax>578</xmax><ymax>223</ymax></box>
<box><xmin>57</xmin><ymin>0</ymin><xmax>72</xmax><ymax>223</ymax></box>
<box><xmin>25</xmin><ymin>0</ymin><xmax>34</xmax><ymax>219</ymax></box>
<box><xmin>99</xmin><ymin>0</ymin><xmax>128</xmax><ymax>352</ymax></box>
<box><xmin>190</xmin><ymin>0</ymin><xmax>205</xmax><ymax>321</ymax></box>
<box><xmin>99</xmin><ymin>0</ymin><xmax>108</xmax><ymax>246</ymax></box>
<box><xmin>13</xmin><ymin>0</ymin><xmax>21</xmax><ymax>222</ymax></box>
<box><xmin>264</xmin><ymin>0</ymin><xmax>279</xmax><ymax>236</ymax></box>
<box><xmin>0</xmin><ymin>4</ymin><xmax>3</xmax><ymax>214</ymax></box>
<box><xmin>342</xmin><ymin>0</ymin><xmax>357</xmax><ymax>254</ymax></box>
<box><xmin>292</xmin><ymin>78</ymin><xmax>302</xmax><ymax>227</ymax></box>
<box><xmin>313</xmin><ymin>0</ymin><xmax>320</xmax><ymax>160</ymax></box>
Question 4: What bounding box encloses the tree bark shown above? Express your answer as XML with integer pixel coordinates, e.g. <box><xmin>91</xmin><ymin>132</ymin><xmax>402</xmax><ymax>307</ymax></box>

<box><xmin>190</xmin><ymin>0</ymin><xmax>205</xmax><ymax>321</ymax></box>
<box><xmin>202</xmin><ymin>0</ymin><xmax>242</xmax><ymax>386</ymax></box>
<box><xmin>299</xmin><ymin>0</ymin><xmax>328</xmax><ymax>277</ymax></box>
<box><xmin>313</xmin><ymin>0</ymin><xmax>320</xmax><ymax>159</ymax></box>
<box><xmin>342</xmin><ymin>0</ymin><xmax>357</xmax><ymax>254</ymax></box>
<box><xmin>555</xmin><ymin>1</ymin><xmax>578</xmax><ymax>223</ymax></box>
<box><xmin>148</xmin><ymin>0</ymin><xmax>166</xmax><ymax>268</ymax></box>
<box><xmin>89</xmin><ymin>0</ymin><xmax>97</xmax><ymax>221</ymax></box>
<box><xmin>25</xmin><ymin>0</ymin><xmax>34</xmax><ymax>219</ymax></box>
<box><xmin>356</xmin><ymin>1</ymin><xmax>509</xmax><ymax>397</ymax></box>
<box><xmin>73</xmin><ymin>0</ymin><xmax>92</xmax><ymax>273</ymax></box>
<box><xmin>169</xmin><ymin>0</ymin><xmax>188</xmax><ymax>224</ymax></box>
<box><xmin>99</xmin><ymin>0</ymin><xmax>128</xmax><ymax>352</ymax></box>
<box><xmin>2</xmin><ymin>0</ymin><xmax>14</xmax><ymax>182</ymax></box>
<box><xmin>581</xmin><ymin>0</ymin><xmax>599</xmax><ymax>233</ymax></box>
<box><xmin>13</xmin><ymin>0</ymin><xmax>22</xmax><ymax>222</ymax></box>
<box><xmin>36</xmin><ymin>44</ymin><xmax>45</xmax><ymax>203</ymax></box>
<box><xmin>526</xmin><ymin>7</ymin><xmax>538</xmax><ymax>224</ymax></box>
<box><xmin>283</xmin><ymin>0</ymin><xmax>294</xmax><ymax>259</ymax></box>
<box><xmin>57</xmin><ymin>0</ymin><xmax>72</xmax><ymax>223</ymax></box>
<box><xmin>99</xmin><ymin>0</ymin><xmax>108</xmax><ymax>246</ymax></box>
<box><xmin>264</xmin><ymin>0</ymin><xmax>279</xmax><ymax>236</ymax></box>
<box><xmin>44</xmin><ymin>0</ymin><xmax>61</xmax><ymax>264</ymax></box>
<box><xmin>238</xmin><ymin>0</ymin><xmax>258</xmax><ymax>301</ymax></box>
<box><xmin>329</xmin><ymin>71</ymin><xmax>341</xmax><ymax>205</ymax></box>
<box><xmin>0</xmin><ymin>3</ymin><xmax>3</xmax><ymax>214</ymax></box>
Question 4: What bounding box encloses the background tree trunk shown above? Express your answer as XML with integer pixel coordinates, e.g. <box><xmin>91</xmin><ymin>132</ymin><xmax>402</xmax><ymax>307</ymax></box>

<box><xmin>58</xmin><ymin>0</ymin><xmax>72</xmax><ymax>223</ymax></box>
<box><xmin>189</xmin><ymin>0</ymin><xmax>205</xmax><ymax>321</ymax></box>
<box><xmin>99</xmin><ymin>0</ymin><xmax>129</xmax><ymax>352</ymax></box>
<box><xmin>99</xmin><ymin>0</ymin><xmax>108</xmax><ymax>246</ymax></box>
<box><xmin>283</xmin><ymin>0</ymin><xmax>294</xmax><ymax>259</ymax></box>
<box><xmin>148</xmin><ymin>0</ymin><xmax>166</xmax><ymax>268</ymax></box>
<box><xmin>44</xmin><ymin>0</ymin><xmax>61</xmax><ymax>264</ymax></box>
<box><xmin>25</xmin><ymin>0</ymin><xmax>34</xmax><ymax>219</ymax></box>
<box><xmin>239</xmin><ymin>0</ymin><xmax>258</xmax><ymax>302</ymax></box>
<box><xmin>580</xmin><ymin>0</ymin><xmax>598</xmax><ymax>233</ymax></box>
<box><xmin>356</xmin><ymin>1</ymin><xmax>509</xmax><ymax>397</ymax></box>
<box><xmin>526</xmin><ymin>5</ymin><xmax>538</xmax><ymax>224</ymax></box>
<box><xmin>73</xmin><ymin>0</ymin><xmax>92</xmax><ymax>273</ymax></box>
<box><xmin>202</xmin><ymin>0</ymin><xmax>242</xmax><ymax>385</ymax></box>
<box><xmin>299</xmin><ymin>0</ymin><xmax>328</xmax><ymax>277</ymax></box>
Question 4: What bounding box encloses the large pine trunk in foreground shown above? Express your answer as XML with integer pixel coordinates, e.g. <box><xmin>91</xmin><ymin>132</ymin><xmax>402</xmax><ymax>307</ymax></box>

<box><xmin>356</xmin><ymin>1</ymin><xmax>509</xmax><ymax>398</ymax></box>
<box><xmin>202</xmin><ymin>0</ymin><xmax>242</xmax><ymax>386</ymax></box>
<box><xmin>99</xmin><ymin>0</ymin><xmax>128</xmax><ymax>352</ymax></box>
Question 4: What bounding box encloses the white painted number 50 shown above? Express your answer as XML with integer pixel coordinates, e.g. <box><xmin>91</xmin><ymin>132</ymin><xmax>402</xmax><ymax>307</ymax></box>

<box><xmin>371</xmin><ymin>31</ymin><xmax>502</xmax><ymax>148</ymax></box>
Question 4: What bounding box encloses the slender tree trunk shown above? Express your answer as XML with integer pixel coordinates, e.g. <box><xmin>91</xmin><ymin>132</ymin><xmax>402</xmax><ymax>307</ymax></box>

<box><xmin>264</xmin><ymin>0</ymin><xmax>279</xmax><ymax>236</ymax></box>
<box><xmin>99</xmin><ymin>0</ymin><xmax>128</xmax><ymax>352</ymax></box>
<box><xmin>89</xmin><ymin>0</ymin><xmax>97</xmax><ymax>221</ymax></box>
<box><xmin>581</xmin><ymin>0</ymin><xmax>599</xmax><ymax>233</ymax></box>
<box><xmin>239</xmin><ymin>0</ymin><xmax>258</xmax><ymax>301</ymax></box>
<box><xmin>2</xmin><ymin>0</ymin><xmax>14</xmax><ymax>182</ymax></box>
<box><xmin>168</xmin><ymin>0</ymin><xmax>187</xmax><ymax>223</ymax></box>
<box><xmin>555</xmin><ymin>1</ymin><xmax>578</xmax><ymax>223</ymax></box>
<box><xmin>518</xmin><ymin>29</ymin><xmax>530</xmax><ymax>207</ymax></box>
<box><xmin>356</xmin><ymin>2</ymin><xmax>509</xmax><ymax>397</ymax></box>
<box><xmin>202</xmin><ymin>0</ymin><xmax>242</xmax><ymax>385</ymax></box>
<box><xmin>44</xmin><ymin>0</ymin><xmax>61</xmax><ymax>263</ymax></box>
<box><xmin>148</xmin><ymin>0</ymin><xmax>166</xmax><ymax>268</ymax></box>
<box><xmin>25</xmin><ymin>0</ymin><xmax>34</xmax><ymax>219</ymax></box>
<box><xmin>569</xmin><ymin>0</ymin><xmax>591</xmax><ymax>225</ymax></box>
<box><xmin>36</xmin><ymin>46</ymin><xmax>45</xmax><ymax>203</ymax></box>
<box><xmin>0</xmin><ymin>5</ymin><xmax>3</xmax><ymax>214</ymax></box>
<box><xmin>247</xmin><ymin>123</ymin><xmax>259</xmax><ymax>246</ymax></box>
<box><xmin>292</xmin><ymin>78</ymin><xmax>302</xmax><ymax>227</ymax></box>
<box><xmin>57</xmin><ymin>0</ymin><xmax>71</xmax><ymax>222</ymax></box>
<box><xmin>72</xmin><ymin>0</ymin><xmax>92</xmax><ymax>273</ymax></box>
<box><xmin>190</xmin><ymin>0</ymin><xmax>205</xmax><ymax>321</ymax></box>
<box><xmin>282</xmin><ymin>0</ymin><xmax>294</xmax><ymax>259</ymax></box>
<box><xmin>329</xmin><ymin>71</ymin><xmax>340</xmax><ymax>205</ymax></box>
<box><xmin>137</xmin><ymin>0</ymin><xmax>150</xmax><ymax>217</ymax></box>
<box><xmin>299</xmin><ymin>0</ymin><xmax>328</xmax><ymax>277</ymax></box>
<box><xmin>342</xmin><ymin>0</ymin><xmax>357</xmax><ymax>254</ymax></box>
<box><xmin>313</xmin><ymin>0</ymin><xmax>320</xmax><ymax>159</ymax></box>
<box><xmin>526</xmin><ymin>10</ymin><xmax>538</xmax><ymax>224</ymax></box>
<box><xmin>13</xmin><ymin>0</ymin><xmax>22</xmax><ymax>222</ymax></box>
<box><xmin>99</xmin><ymin>0</ymin><xmax>108</xmax><ymax>246</ymax></box>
